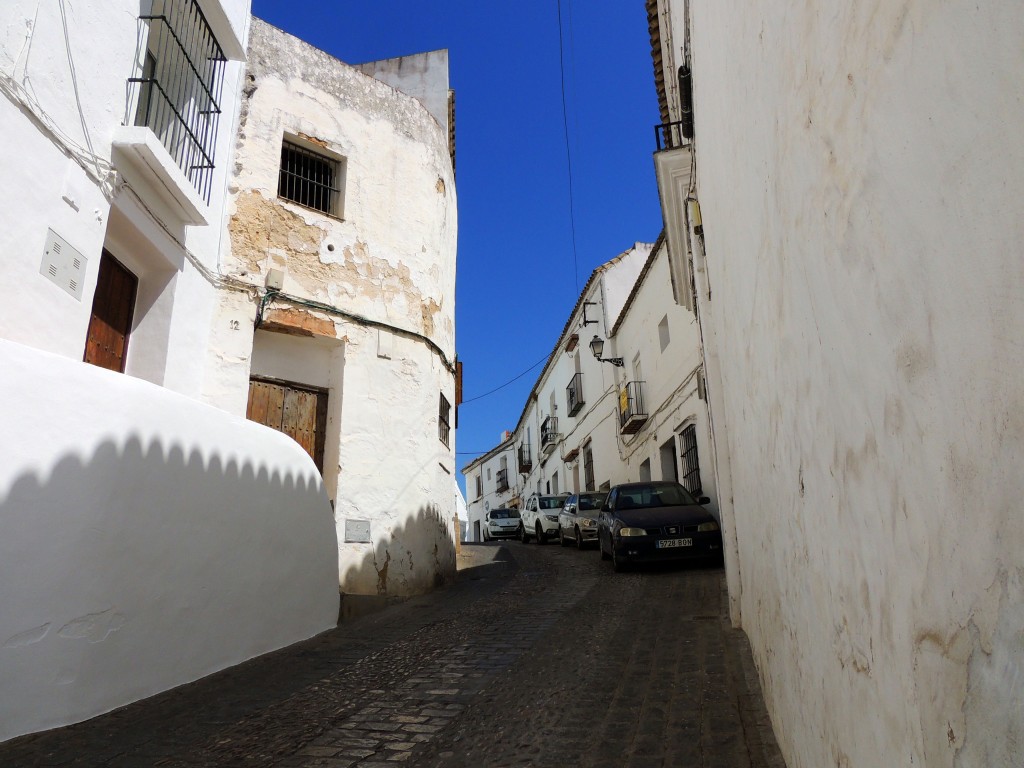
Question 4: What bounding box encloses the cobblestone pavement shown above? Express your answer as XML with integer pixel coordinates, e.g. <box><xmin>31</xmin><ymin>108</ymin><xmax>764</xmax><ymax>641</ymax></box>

<box><xmin>0</xmin><ymin>543</ymin><xmax>785</xmax><ymax>768</ymax></box>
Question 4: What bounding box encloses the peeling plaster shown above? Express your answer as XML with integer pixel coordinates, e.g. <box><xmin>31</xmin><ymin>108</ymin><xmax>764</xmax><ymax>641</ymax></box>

<box><xmin>58</xmin><ymin>609</ymin><xmax>126</xmax><ymax>644</ymax></box>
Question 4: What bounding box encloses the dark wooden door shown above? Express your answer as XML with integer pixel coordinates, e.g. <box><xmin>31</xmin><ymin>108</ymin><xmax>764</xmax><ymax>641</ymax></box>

<box><xmin>83</xmin><ymin>250</ymin><xmax>137</xmax><ymax>372</ymax></box>
<box><xmin>246</xmin><ymin>378</ymin><xmax>328</xmax><ymax>473</ymax></box>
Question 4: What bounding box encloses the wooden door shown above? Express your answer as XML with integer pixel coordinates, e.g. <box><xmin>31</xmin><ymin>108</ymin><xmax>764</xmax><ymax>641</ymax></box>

<box><xmin>246</xmin><ymin>378</ymin><xmax>328</xmax><ymax>473</ymax></box>
<box><xmin>83</xmin><ymin>250</ymin><xmax>137</xmax><ymax>372</ymax></box>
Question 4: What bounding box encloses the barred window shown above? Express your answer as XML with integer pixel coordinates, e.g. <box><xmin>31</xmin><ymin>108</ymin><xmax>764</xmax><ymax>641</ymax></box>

<box><xmin>129</xmin><ymin>0</ymin><xmax>227</xmax><ymax>203</ymax></box>
<box><xmin>679</xmin><ymin>424</ymin><xmax>702</xmax><ymax>495</ymax></box>
<box><xmin>438</xmin><ymin>393</ymin><xmax>451</xmax><ymax>447</ymax></box>
<box><xmin>278</xmin><ymin>140</ymin><xmax>344</xmax><ymax>217</ymax></box>
<box><xmin>583</xmin><ymin>442</ymin><xmax>595</xmax><ymax>492</ymax></box>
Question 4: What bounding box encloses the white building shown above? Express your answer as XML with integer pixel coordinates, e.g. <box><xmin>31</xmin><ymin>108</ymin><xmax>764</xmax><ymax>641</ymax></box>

<box><xmin>648</xmin><ymin>1</ymin><xmax>1024</xmax><ymax>766</ymax></box>
<box><xmin>463</xmin><ymin>240</ymin><xmax>715</xmax><ymax>541</ymax></box>
<box><xmin>219</xmin><ymin>19</ymin><xmax>459</xmax><ymax>599</ymax></box>
<box><xmin>0</xmin><ymin>0</ymin><xmax>456</xmax><ymax>742</ymax></box>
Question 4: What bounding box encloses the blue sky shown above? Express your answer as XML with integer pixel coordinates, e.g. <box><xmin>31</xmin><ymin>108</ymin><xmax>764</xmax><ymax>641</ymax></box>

<box><xmin>250</xmin><ymin>1</ymin><xmax>664</xmax><ymax>494</ymax></box>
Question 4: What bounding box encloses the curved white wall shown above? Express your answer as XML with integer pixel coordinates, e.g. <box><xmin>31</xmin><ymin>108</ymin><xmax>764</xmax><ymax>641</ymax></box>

<box><xmin>0</xmin><ymin>340</ymin><xmax>338</xmax><ymax>743</ymax></box>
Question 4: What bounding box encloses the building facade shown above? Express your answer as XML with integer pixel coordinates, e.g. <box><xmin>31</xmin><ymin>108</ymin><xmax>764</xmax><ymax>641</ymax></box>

<box><xmin>218</xmin><ymin>19</ymin><xmax>459</xmax><ymax>598</ymax></box>
<box><xmin>648</xmin><ymin>1</ymin><xmax>1024</xmax><ymax>766</ymax></box>
<box><xmin>0</xmin><ymin>0</ymin><xmax>458</xmax><ymax>741</ymax></box>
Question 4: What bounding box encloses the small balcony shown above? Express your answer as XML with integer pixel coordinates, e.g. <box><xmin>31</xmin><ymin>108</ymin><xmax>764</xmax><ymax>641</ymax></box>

<box><xmin>618</xmin><ymin>381</ymin><xmax>648</xmax><ymax>435</ymax></box>
<box><xmin>518</xmin><ymin>443</ymin><xmax>533</xmax><ymax>474</ymax></box>
<box><xmin>495</xmin><ymin>467</ymin><xmax>509</xmax><ymax>493</ymax></box>
<box><xmin>541</xmin><ymin>416</ymin><xmax>559</xmax><ymax>456</ymax></box>
<box><xmin>566</xmin><ymin>372</ymin><xmax>585</xmax><ymax>417</ymax></box>
<box><xmin>654</xmin><ymin>120</ymin><xmax>691</xmax><ymax>152</ymax></box>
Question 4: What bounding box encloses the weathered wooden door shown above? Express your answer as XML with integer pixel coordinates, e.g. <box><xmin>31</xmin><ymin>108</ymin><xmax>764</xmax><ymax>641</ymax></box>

<box><xmin>246</xmin><ymin>378</ymin><xmax>328</xmax><ymax>473</ymax></box>
<box><xmin>83</xmin><ymin>250</ymin><xmax>137</xmax><ymax>373</ymax></box>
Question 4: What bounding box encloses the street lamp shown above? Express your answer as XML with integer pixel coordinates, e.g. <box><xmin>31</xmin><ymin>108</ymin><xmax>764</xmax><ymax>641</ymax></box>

<box><xmin>589</xmin><ymin>335</ymin><xmax>623</xmax><ymax>367</ymax></box>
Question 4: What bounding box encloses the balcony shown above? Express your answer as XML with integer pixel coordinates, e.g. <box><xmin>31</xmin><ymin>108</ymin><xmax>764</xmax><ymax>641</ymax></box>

<box><xmin>541</xmin><ymin>416</ymin><xmax>559</xmax><ymax>456</ymax></box>
<box><xmin>495</xmin><ymin>467</ymin><xmax>510</xmax><ymax>493</ymax></box>
<box><xmin>654</xmin><ymin>120</ymin><xmax>691</xmax><ymax>152</ymax></box>
<box><xmin>618</xmin><ymin>381</ymin><xmax>648</xmax><ymax>435</ymax></box>
<box><xmin>566</xmin><ymin>372</ymin><xmax>585</xmax><ymax>417</ymax></box>
<box><xmin>518</xmin><ymin>443</ymin><xmax>533</xmax><ymax>474</ymax></box>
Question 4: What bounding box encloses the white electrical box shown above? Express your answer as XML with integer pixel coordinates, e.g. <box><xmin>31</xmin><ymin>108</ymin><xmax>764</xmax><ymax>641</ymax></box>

<box><xmin>344</xmin><ymin>519</ymin><xmax>372</xmax><ymax>544</ymax></box>
<box><xmin>40</xmin><ymin>229</ymin><xmax>87</xmax><ymax>301</ymax></box>
<box><xmin>265</xmin><ymin>268</ymin><xmax>284</xmax><ymax>290</ymax></box>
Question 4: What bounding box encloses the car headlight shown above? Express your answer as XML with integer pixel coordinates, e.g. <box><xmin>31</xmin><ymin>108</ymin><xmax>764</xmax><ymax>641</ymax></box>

<box><xmin>697</xmin><ymin>521</ymin><xmax>719</xmax><ymax>532</ymax></box>
<box><xmin>618</xmin><ymin>527</ymin><xmax>646</xmax><ymax>537</ymax></box>
<box><xmin>545</xmin><ymin>514</ymin><xmax>559</xmax><ymax>522</ymax></box>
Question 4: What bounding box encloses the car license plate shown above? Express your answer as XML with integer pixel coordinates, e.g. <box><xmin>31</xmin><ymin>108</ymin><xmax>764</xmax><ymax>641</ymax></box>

<box><xmin>657</xmin><ymin>538</ymin><xmax>692</xmax><ymax>549</ymax></box>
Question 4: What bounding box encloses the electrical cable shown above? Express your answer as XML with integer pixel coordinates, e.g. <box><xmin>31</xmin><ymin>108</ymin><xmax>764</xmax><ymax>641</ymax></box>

<box><xmin>459</xmin><ymin>352</ymin><xmax>552</xmax><ymax>405</ymax></box>
<box><xmin>555</xmin><ymin>0</ymin><xmax>580</xmax><ymax>296</ymax></box>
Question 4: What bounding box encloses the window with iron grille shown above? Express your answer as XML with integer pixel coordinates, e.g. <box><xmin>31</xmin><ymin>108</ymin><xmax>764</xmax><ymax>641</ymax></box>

<box><xmin>128</xmin><ymin>0</ymin><xmax>227</xmax><ymax>203</ymax></box>
<box><xmin>438</xmin><ymin>393</ymin><xmax>451</xmax><ymax>447</ymax></box>
<box><xmin>679</xmin><ymin>424</ymin><xmax>702</xmax><ymax>495</ymax></box>
<box><xmin>583</xmin><ymin>442</ymin><xmax>595</xmax><ymax>492</ymax></box>
<box><xmin>278</xmin><ymin>141</ymin><xmax>343</xmax><ymax>216</ymax></box>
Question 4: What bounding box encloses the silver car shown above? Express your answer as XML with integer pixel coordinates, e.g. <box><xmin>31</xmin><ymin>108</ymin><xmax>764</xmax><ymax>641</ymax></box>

<box><xmin>558</xmin><ymin>492</ymin><xmax>607</xmax><ymax>549</ymax></box>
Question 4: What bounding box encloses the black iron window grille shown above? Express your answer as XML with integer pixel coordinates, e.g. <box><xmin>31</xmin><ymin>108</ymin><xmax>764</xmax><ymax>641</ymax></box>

<box><xmin>438</xmin><ymin>393</ymin><xmax>451</xmax><ymax>447</ymax></box>
<box><xmin>583</xmin><ymin>443</ymin><xmax>595</xmax><ymax>492</ymax></box>
<box><xmin>566</xmin><ymin>371</ymin><xmax>585</xmax><ymax>417</ymax></box>
<box><xmin>496</xmin><ymin>467</ymin><xmax>509</xmax><ymax>493</ymax></box>
<box><xmin>278</xmin><ymin>141</ymin><xmax>343</xmax><ymax>216</ymax></box>
<box><xmin>128</xmin><ymin>0</ymin><xmax>226</xmax><ymax>204</ymax></box>
<box><xmin>680</xmin><ymin>424</ymin><xmax>702</xmax><ymax>495</ymax></box>
<box><xmin>518</xmin><ymin>443</ymin><xmax>532</xmax><ymax>473</ymax></box>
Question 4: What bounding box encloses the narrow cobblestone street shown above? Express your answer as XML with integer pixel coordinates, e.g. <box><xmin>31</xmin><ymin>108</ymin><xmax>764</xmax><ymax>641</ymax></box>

<box><xmin>0</xmin><ymin>544</ymin><xmax>785</xmax><ymax>767</ymax></box>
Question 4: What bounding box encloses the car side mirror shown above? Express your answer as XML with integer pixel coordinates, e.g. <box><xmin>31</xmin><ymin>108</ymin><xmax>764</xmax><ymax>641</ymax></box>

<box><xmin>698</xmin><ymin>496</ymin><xmax>711</xmax><ymax>505</ymax></box>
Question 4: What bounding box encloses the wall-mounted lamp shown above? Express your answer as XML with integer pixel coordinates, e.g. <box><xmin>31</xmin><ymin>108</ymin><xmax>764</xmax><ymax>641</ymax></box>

<box><xmin>589</xmin><ymin>335</ymin><xmax>623</xmax><ymax>367</ymax></box>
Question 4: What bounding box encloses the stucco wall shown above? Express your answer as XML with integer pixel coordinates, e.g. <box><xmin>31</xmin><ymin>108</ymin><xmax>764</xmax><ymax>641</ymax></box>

<box><xmin>218</xmin><ymin>18</ymin><xmax>459</xmax><ymax>596</ymax></box>
<box><xmin>0</xmin><ymin>340</ymin><xmax>338</xmax><ymax>743</ymax></box>
<box><xmin>688</xmin><ymin>3</ymin><xmax>1024</xmax><ymax>766</ymax></box>
<box><xmin>0</xmin><ymin>0</ymin><xmax>250</xmax><ymax>401</ymax></box>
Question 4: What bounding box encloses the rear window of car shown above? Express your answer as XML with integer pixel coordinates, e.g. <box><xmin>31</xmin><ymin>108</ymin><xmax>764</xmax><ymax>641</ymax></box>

<box><xmin>491</xmin><ymin>509</ymin><xmax>520</xmax><ymax>519</ymax></box>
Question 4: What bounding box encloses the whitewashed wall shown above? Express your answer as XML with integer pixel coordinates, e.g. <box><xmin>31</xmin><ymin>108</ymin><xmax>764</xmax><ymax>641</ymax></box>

<box><xmin>688</xmin><ymin>2</ymin><xmax>1024</xmax><ymax>766</ymax></box>
<box><xmin>218</xmin><ymin>19</ymin><xmax>459</xmax><ymax>596</ymax></box>
<box><xmin>0</xmin><ymin>0</ymin><xmax>249</xmax><ymax>399</ymax></box>
<box><xmin>0</xmin><ymin>340</ymin><xmax>338</xmax><ymax>743</ymax></box>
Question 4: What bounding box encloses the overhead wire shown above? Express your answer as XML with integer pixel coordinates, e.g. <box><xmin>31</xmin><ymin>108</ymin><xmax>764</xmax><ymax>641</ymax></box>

<box><xmin>555</xmin><ymin>0</ymin><xmax>580</xmax><ymax>296</ymax></box>
<box><xmin>459</xmin><ymin>352</ymin><xmax>552</xmax><ymax>405</ymax></box>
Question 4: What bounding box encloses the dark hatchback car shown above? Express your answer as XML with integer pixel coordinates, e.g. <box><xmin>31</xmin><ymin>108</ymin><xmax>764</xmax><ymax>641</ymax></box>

<box><xmin>597</xmin><ymin>481</ymin><xmax>722</xmax><ymax>571</ymax></box>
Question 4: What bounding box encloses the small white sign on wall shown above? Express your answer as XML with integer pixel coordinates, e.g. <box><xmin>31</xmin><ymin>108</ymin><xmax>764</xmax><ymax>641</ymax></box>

<box><xmin>344</xmin><ymin>519</ymin><xmax>372</xmax><ymax>543</ymax></box>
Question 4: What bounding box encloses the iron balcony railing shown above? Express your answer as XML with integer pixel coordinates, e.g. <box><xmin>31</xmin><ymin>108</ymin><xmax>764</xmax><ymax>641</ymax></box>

<box><xmin>518</xmin><ymin>443</ymin><xmax>533</xmax><ymax>473</ymax></box>
<box><xmin>618</xmin><ymin>381</ymin><xmax>649</xmax><ymax>434</ymax></box>
<box><xmin>495</xmin><ymin>467</ymin><xmax>509</xmax><ymax>493</ymax></box>
<box><xmin>654</xmin><ymin>120</ymin><xmax>692</xmax><ymax>152</ymax></box>
<box><xmin>127</xmin><ymin>0</ymin><xmax>227</xmax><ymax>203</ymax></box>
<box><xmin>541</xmin><ymin>416</ymin><xmax>559</xmax><ymax>454</ymax></box>
<box><xmin>566</xmin><ymin>372</ymin><xmax>584</xmax><ymax>417</ymax></box>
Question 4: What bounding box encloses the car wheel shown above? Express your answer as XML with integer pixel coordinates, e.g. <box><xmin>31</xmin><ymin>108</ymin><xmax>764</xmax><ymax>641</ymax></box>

<box><xmin>575</xmin><ymin>527</ymin><xmax>584</xmax><ymax>550</ymax></box>
<box><xmin>536</xmin><ymin>522</ymin><xmax>547</xmax><ymax>545</ymax></box>
<box><xmin>559</xmin><ymin>528</ymin><xmax>569</xmax><ymax>547</ymax></box>
<box><xmin>520</xmin><ymin>524</ymin><xmax>530</xmax><ymax>544</ymax></box>
<box><xmin>600</xmin><ymin>531</ymin><xmax>611</xmax><ymax>560</ymax></box>
<box><xmin>611</xmin><ymin>544</ymin><xmax>627</xmax><ymax>573</ymax></box>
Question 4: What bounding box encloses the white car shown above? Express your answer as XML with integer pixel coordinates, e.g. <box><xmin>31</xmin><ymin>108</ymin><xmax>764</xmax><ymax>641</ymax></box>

<box><xmin>482</xmin><ymin>508</ymin><xmax>521</xmax><ymax>541</ymax></box>
<box><xmin>519</xmin><ymin>493</ymin><xmax>569</xmax><ymax>544</ymax></box>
